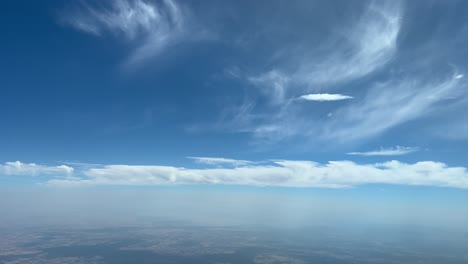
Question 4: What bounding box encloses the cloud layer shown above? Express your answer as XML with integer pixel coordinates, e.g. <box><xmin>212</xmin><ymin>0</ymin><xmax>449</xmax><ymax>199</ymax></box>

<box><xmin>22</xmin><ymin>159</ymin><xmax>466</xmax><ymax>190</ymax></box>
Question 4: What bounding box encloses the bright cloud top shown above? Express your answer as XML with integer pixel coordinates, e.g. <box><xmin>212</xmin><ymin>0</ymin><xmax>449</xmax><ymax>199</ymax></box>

<box><xmin>348</xmin><ymin>146</ymin><xmax>419</xmax><ymax>156</ymax></box>
<box><xmin>39</xmin><ymin>159</ymin><xmax>468</xmax><ymax>190</ymax></box>
<box><xmin>63</xmin><ymin>0</ymin><xmax>189</xmax><ymax>65</ymax></box>
<box><xmin>300</xmin><ymin>94</ymin><xmax>353</xmax><ymax>102</ymax></box>
<box><xmin>0</xmin><ymin>161</ymin><xmax>73</xmax><ymax>176</ymax></box>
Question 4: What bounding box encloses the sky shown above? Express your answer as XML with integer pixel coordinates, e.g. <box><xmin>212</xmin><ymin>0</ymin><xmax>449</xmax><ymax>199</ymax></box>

<box><xmin>1</xmin><ymin>0</ymin><xmax>468</xmax><ymax>197</ymax></box>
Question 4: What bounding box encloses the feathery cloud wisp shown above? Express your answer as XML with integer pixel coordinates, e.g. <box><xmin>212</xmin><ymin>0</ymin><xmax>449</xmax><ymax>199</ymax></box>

<box><xmin>324</xmin><ymin>72</ymin><xmax>465</xmax><ymax>142</ymax></box>
<box><xmin>294</xmin><ymin>0</ymin><xmax>402</xmax><ymax>86</ymax></box>
<box><xmin>227</xmin><ymin>1</ymin><xmax>403</xmax><ymax>142</ymax></box>
<box><xmin>300</xmin><ymin>94</ymin><xmax>353</xmax><ymax>102</ymax></box>
<box><xmin>62</xmin><ymin>0</ymin><xmax>190</xmax><ymax>66</ymax></box>
<box><xmin>348</xmin><ymin>146</ymin><xmax>419</xmax><ymax>156</ymax></box>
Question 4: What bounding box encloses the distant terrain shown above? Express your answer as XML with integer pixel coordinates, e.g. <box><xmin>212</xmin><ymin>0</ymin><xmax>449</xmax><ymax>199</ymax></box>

<box><xmin>1</xmin><ymin>224</ymin><xmax>467</xmax><ymax>264</ymax></box>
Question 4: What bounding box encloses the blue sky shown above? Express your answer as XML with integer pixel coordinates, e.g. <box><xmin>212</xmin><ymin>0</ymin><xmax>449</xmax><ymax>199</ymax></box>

<box><xmin>1</xmin><ymin>0</ymin><xmax>468</xmax><ymax>190</ymax></box>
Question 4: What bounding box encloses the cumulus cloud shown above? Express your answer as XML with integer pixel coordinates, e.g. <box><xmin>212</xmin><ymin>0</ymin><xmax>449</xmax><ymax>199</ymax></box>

<box><xmin>47</xmin><ymin>159</ymin><xmax>468</xmax><ymax>190</ymax></box>
<box><xmin>300</xmin><ymin>93</ymin><xmax>353</xmax><ymax>102</ymax></box>
<box><xmin>0</xmin><ymin>161</ymin><xmax>73</xmax><ymax>176</ymax></box>
<box><xmin>348</xmin><ymin>146</ymin><xmax>419</xmax><ymax>156</ymax></box>
<box><xmin>187</xmin><ymin>157</ymin><xmax>253</xmax><ymax>166</ymax></box>
<box><xmin>62</xmin><ymin>0</ymin><xmax>194</xmax><ymax>65</ymax></box>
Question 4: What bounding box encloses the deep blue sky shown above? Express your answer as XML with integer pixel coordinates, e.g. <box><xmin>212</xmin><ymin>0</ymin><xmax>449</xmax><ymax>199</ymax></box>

<box><xmin>1</xmin><ymin>0</ymin><xmax>468</xmax><ymax>191</ymax></box>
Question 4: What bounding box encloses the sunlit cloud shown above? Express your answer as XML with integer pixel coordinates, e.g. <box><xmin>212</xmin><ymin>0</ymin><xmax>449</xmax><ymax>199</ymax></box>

<box><xmin>348</xmin><ymin>146</ymin><xmax>419</xmax><ymax>156</ymax></box>
<box><xmin>300</xmin><ymin>94</ymin><xmax>353</xmax><ymax>102</ymax></box>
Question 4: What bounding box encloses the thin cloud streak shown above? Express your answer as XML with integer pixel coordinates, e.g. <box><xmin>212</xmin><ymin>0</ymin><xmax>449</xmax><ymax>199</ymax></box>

<box><xmin>300</xmin><ymin>94</ymin><xmax>353</xmax><ymax>102</ymax></box>
<box><xmin>348</xmin><ymin>146</ymin><xmax>419</xmax><ymax>156</ymax></box>
<box><xmin>187</xmin><ymin>157</ymin><xmax>253</xmax><ymax>166</ymax></box>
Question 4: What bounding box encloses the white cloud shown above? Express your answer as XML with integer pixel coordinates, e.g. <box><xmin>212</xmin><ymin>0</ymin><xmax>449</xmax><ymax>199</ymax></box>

<box><xmin>348</xmin><ymin>146</ymin><xmax>419</xmax><ymax>156</ymax></box>
<box><xmin>47</xmin><ymin>159</ymin><xmax>468</xmax><ymax>190</ymax></box>
<box><xmin>0</xmin><ymin>161</ymin><xmax>73</xmax><ymax>176</ymax></box>
<box><xmin>62</xmin><ymin>0</ymin><xmax>192</xmax><ymax>65</ymax></box>
<box><xmin>187</xmin><ymin>157</ymin><xmax>253</xmax><ymax>166</ymax></box>
<box><xmin>300</xmin><ymin>93</ymin><xmax>353</xmax><ymax>102</ymax></box>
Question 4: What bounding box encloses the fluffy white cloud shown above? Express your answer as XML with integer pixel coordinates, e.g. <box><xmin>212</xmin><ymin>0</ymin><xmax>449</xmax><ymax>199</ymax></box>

<box><xmin>348</xmin><ymin>146</ymin><xmax>419</xmax><ymax>156</ymax></box>
<box><xmin>187</xmin><ymin>157</ymin><xmax>253</xmax><ymax>166</ymax></box>
<box><xmin>62</xmin><ymin>0</ymin><xmax>194</xmax><ymax>65</ymax></box>
<box><xmin>0</xmin><ymin>161</ymin><xmax>73</xmax><ymax>176</ymax></box>
<box><xmin>47</xmin><ymin>159</ymin><xmax>468</xmax><ymax>190</ymax></box>
<box><xmin>300</xmin><ymin>94</ymin><xmax>353</xmax><ymax>102</ymax></box>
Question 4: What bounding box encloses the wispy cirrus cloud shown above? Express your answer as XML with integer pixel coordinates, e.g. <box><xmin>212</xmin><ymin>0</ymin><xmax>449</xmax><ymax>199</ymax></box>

<box><xmin>293</xmin><ymin>0</ymin><xmax>402</xmax><ymax>86</ymax></box>
<box><xmin>248</xmin><ymin>0</ymin><xmax>402</xmax><ymax>95</ymax></box>
<box><xmin>46</xmin><ymin>159</ymin><xmax>468</xmax><ymax>190</ymax></box>
<box><xmin>223</xmin><ymin>1</ymin><xmax>403</xmax><ymax>143</ymax></box>
<box><xmin>324</xmin><ymin>72</ymin><xmax>466</xmax><ymax>142</ymax></box>
<box><xmin>300</xmin><ymin>94</ymin><xmax>353</xmax><ymax>102</ymax></box>
<box><xmin>0</xmin><ymin>161</ymin><xmax>73</xmax><ymax>176</ymax></box>
<box><xmin>61</xmin><ymin>0</ymin><xmax>200</xmax><ymax>66</ymax></box>
<box><xmin>248</xmin><ymin>70</ymin><xmax>290</xmax><ymax>105</ymax></box>
<box><xmin>187</xmin><ymin>157</ymin><xmax>253</xmax><ymax>166</ymax></box>
<box><xmin>348</xmin><ymin>146</ymin><xmax>419</xmax><ymax>156</ymax></box>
